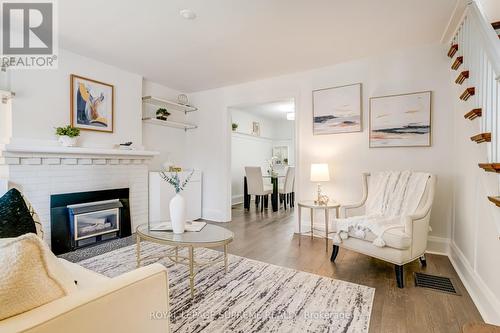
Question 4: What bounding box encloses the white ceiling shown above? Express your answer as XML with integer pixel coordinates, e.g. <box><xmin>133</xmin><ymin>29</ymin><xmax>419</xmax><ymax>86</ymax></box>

<box><xmin>59</xmin><ymin>0</ymin><xmax>457</xmax><ymax>93</ymax></box>
<box><xmin>232</xmin><ymin>99</ymin><xmax>295</xmax><ymax>120</ymax></box>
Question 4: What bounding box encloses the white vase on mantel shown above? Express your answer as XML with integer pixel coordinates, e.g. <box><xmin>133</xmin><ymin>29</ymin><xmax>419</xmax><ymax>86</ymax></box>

<box><xmin>170</xmin><ymin>193</ymin><xmax>186</xmax><ymax>234</ymax></box>
<box><xmin>58</xmin><ymin>136</ymin><xmax>78</xmax><ymax>147</ymax></box>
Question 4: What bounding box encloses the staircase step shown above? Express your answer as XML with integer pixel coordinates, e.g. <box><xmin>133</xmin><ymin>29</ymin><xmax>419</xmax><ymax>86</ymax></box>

<box><xmin>460</xmin><ymin>87</ymin><xmax>475</xmax><ymax>101</ymax></box>
<box><xmin>471</xmin><ymin>132</ymin><xmax>491</xmax><ymax>143</ymax></box>
<box><xmin>455</xmin><ymin>70</ymin><xmax>469</xmax><ymax>84</ymax></box>
<box><xmin>479</xmin><ymin>163</ymin><xmax>500</xmax><ymax>173</ymax></box>
<box><xmin>464</xmin><ymin>108</ymin><xmax>482</xmax><ymax>120</ymax></box>
<box><xmin>488</xmin><ymin>196</ymin><xmax>500</xmax><ymax>208</ymax></box>
<box><xmin>493</xmin><ymin>22</ymin><xmax>500</xmax><ymax>38</ymax></box>
<box><xmin>452</xmin><ymin>56</ymin><xmax>463</xmax><ymax>70</ymax></box>
<box><xmin>447</xmin><ymin>44</ymin><xmax>459</xmax><ymax>58</ymax></box>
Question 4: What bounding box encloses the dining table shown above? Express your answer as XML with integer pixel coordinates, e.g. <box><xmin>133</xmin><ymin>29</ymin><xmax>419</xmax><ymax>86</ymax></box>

<box><xmin>243</xmin><ymin>175</ymin><xmax>285</xmax><ymax>212</ymax></box>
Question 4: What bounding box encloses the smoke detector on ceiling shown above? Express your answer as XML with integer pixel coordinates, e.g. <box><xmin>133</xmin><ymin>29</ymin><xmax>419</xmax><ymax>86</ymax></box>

<box><xmin>180</xmin><ymin>9</ymin><xmax>197</xmax><ymax>20</ymax></box>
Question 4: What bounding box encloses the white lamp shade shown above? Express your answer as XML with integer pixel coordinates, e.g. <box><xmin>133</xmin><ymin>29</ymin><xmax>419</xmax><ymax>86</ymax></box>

<box><xmin>310</xmin><ymin>163</ymin><xmax>330</xmax><ymax>182</ymax></box>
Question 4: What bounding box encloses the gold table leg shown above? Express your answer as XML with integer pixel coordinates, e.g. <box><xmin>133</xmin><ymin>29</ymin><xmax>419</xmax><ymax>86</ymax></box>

<box><xmin>224</xmin><ymin>244</ymin><xmax>228</xmax><ymax>273</ymax></box>
<box><xmin>136</xmin><ymin>233</ymin><xmax>141</xmax><ymax>268</ymax></box>
<box><xmin>310</xmin><ymin>208</ymin><xmax>314</xmax><ymax>239</ymax></box>
<box><xmin>298</xmin><ymin>205</ymin><xmax>302</xmax><ymax>245</ymax></box>
<box><xmin>325</xmin><ymin>208</ymin><xmax>329</xmax><ymax>252</ymax></box>
<box><xmin>189</xmin><ymin>246</ymin><xmax>195</xmax><ymax>298</ymax></box>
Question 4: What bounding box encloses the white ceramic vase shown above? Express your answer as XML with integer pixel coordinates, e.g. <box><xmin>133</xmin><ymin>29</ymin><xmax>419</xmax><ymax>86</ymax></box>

<box><xmin>58</xmin><ymin>135</ymin><xmax>78</xmax><ymax>147</ymax></box>
<box><xmin>169</xmin><ymin>193</ymin><xmax>186</xmax><ymax>234</ymax></box>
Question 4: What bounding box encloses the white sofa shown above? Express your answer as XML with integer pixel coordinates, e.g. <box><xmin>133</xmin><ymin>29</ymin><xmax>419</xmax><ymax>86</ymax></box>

<box><xmin>330</xmin><ymin>172</ymin><xmax>436</xmax><ymax>288</ymax></box>
<box><xmin>0</xmin><ymin>260</ymin><xmax>170</xmax><ymax>333</ymax></box>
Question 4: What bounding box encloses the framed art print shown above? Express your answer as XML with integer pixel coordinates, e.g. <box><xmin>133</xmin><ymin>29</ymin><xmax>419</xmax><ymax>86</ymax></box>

<box><xmin>312</xmin><ymin>83</ymin><xmax>362</xmax><ymax>135</ymax></box>
<box><xmin>369</xmin><ymin>91</ymin><xmax>431</xmax><ymax>148</ymax></box>
<box><xmin>70</xmin><ymin>74</ymin><xmax>114</xmax><ymax>133</ymax></box>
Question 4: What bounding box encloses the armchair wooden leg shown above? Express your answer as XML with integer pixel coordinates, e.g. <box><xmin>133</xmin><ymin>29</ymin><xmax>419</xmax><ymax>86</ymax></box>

<box><xmin>255</xmin><ymin>195</ymin><xmax>260</xmax><ymax>207</ymax></box>
<box><xmin>330</xmin><ymin>245</ymin><xmax>340</xmax><ymax>262</ymax></box>
<box><xmin>395</xmin><ymin>265</ymin><xmax>404</xmax><ymax>288</ymax></box>
<box><xmin>419</xmin><ymin>255</ymin><xmax>427</xmax><ymax>267</ymax></box>
<box><xmin>261</xmin><ymin>196</ymin><xmax>264</xmax><ymax>212</ymax></box>
<box><xmin>264</xmin><ymin>195</ymin><xmax>269</xmax><ymax>209</ymax></box>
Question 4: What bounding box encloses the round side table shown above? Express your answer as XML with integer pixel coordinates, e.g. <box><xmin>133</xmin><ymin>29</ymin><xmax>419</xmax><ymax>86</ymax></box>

<box><xmin>297</xmin><ymin>200</ymin><xmax>340</xmax><ymax>251</ymax></box>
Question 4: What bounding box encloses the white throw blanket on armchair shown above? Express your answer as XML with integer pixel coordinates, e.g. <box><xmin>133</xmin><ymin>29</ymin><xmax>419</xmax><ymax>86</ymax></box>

<box><xmin>333</xmin><ymin>170</ymin><xmax>430</xmax><ymax>247</ymax></box>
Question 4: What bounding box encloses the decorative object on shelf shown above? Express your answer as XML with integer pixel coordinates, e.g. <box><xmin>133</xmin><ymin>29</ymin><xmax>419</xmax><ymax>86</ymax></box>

<box><xmin>273</xmin><ymin>146</ymin><xmax>289</xmax><ymax>165</ymax></box>
<box><xmin>155</xmin><ymin>108</ymin><xmax>171</xmax><ymax>121</ymax></box>
<box><xmin>266</xmin><ymin>156</ymin><xmax>279</xmax><ymax>177</ymax></box>
<box><xmin>118</xmin><ymin>142</ymin><xmax>133</xmax><ymax>150</ymax></box>
<box><xmin>55</xmin><ymin>125</ymin><xmax>80</xmax><ymax>147</ymax></box>
<box><xmin>313</xmin><ymin>83</ymin><xmax>362</xmax><ymax>135</ymax></box>
<box><xmin>369</xmin><ymin>91</ymin><xmax>431</xmax><ymax>148</ymax></box>
<box><xmin>310</xmin><ymin>163</ymin><xmax>330</xmax><ymax>205</ymax></box>
<box><xmin>177</xmin><ymin>94</ymin><xmax>189</xmax><ymax>105</ymax></box>
<box><xmin>252</xmin><ymin>121</ymin><xmax>260</xmax><ymax>136</ymax></box>
<box><xmin>232</xmin><ymin>123</ymin><xmax>238</xmax><ymax>131</ymax></box>
<box><xmin>159</xmin><ymin>170</ymin><xmax>195</xmax><ymax>234</ymax></box>
<box><xmin>71</xmin><ymin>74</ymin><xmax>114</xmax><ymax>133</ymax></box>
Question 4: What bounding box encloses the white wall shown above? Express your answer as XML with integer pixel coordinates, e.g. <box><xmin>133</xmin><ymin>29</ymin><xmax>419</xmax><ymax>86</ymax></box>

<box><xmin>477</xmin><ymin>0</ymin><xmax>500</xmax><ymax>22</ymax></box>
<box><xmin>7</xmin><ymin>49</ymin><xmax>143</xmax><ymax>148</ymax></box>
<box><xmin>188</xmin><ymin>43</ymin><xmax>455</xmax><ymax>244</ymax></box>
<box><xmin>142</xmin><ymin>80</ymin><xmax>187</xmax><ymax>171</ymax></box>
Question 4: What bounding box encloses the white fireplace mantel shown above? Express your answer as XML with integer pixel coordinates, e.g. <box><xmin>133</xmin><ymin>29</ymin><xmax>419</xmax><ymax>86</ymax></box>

<box><xmin>0</xmin><ymin>144</ymin><xmax>159</xmax><ymax>165</ymax></box>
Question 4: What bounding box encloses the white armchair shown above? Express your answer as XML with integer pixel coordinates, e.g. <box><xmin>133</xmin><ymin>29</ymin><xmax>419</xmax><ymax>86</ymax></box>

<box><xmin>330</xmin><ymin>172</ymin><xmax>437</xmax><ymax>288</ymax></box>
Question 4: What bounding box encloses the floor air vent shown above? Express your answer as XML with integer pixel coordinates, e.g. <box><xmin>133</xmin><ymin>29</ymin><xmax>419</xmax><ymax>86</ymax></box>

<box><xmin>414</xmin><ymin>272</ymin><xmax>460</xmax><ymax>295</ymax></box>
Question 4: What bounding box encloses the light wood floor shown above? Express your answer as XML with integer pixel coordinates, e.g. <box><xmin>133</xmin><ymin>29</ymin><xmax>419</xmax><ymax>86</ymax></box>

<box><xmin>210</xmin><ymin>203</ymin><xmax>483</xmax><ymax>333</ymax></box>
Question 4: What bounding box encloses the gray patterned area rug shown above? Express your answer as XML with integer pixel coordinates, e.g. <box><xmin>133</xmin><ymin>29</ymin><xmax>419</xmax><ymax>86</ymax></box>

<box><xmin>78</xmin><ymin>242</ymin><xmax>375</xmax><ymax>333</ymax></box>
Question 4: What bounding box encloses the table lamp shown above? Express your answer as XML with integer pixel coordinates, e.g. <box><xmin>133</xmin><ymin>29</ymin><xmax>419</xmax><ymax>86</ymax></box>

<box><xmin>310</xmin><ymin>163</ymin><xmax>330</xmax><ymax>205</ymax></box>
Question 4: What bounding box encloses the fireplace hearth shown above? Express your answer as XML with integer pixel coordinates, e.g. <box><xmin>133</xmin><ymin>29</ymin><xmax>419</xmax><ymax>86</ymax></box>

<box><xmin>50</xmin><ymin>188</ymin><xmax>131</xmax><ymax>255</ymax></box>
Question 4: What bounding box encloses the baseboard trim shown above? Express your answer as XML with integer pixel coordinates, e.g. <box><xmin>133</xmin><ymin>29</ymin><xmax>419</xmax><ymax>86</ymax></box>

<box><xmin>426</xmin><ymin>235</ymin><xmax>450</xmax><ymax>255</ymax></box>
<box><xmin>448</xmin><ymin>241</ymin><xmax>500</xmax><ymax>325</ymax></box>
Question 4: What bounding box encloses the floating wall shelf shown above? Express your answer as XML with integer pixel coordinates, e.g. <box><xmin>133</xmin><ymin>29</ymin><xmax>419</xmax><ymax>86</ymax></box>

<box><xmin>142</xmin><ymin>118</ymin><xmax>197</xmax><ymax>131</ymax></box>
<box><xmin>142</xmin><ymin>96</ymin><xmax>197</xmax><ymax>114</ymax></box>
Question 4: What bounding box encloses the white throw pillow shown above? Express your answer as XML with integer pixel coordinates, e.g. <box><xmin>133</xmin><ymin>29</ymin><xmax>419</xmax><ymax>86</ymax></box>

<box><xmin>0</xmin><ymin>233</ymin><xmax>77</xmax><ymax>320</ymax></box>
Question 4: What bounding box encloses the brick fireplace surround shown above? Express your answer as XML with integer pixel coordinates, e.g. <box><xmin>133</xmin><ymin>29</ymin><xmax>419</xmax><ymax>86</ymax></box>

<box><xmin>0</xmin><ymin>144</ymin><xmax>158</xmax><ymax>247</ymax></box>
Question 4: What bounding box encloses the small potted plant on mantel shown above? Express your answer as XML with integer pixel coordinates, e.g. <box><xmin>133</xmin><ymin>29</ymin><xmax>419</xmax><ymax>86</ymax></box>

<box><xmin>55</xmin><ymin>125</ymin><xmax>80</xmax><ymax>147</ymax></box>
<box><xmin>232</xmin><ymin>123</ymin><xmax>238</xmax><ymax>131</ymax></box>
<box><xmin>156</xmin><ymin>108</ymin><xmax>171</xmax><ymax>121</ymax></box>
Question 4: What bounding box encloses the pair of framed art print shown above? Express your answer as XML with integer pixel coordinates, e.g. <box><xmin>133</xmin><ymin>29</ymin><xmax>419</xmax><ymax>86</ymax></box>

<box><xmin>312</xmin><ymin>83</ymin><xmax>432</xmax><ymax>148</ymax></box>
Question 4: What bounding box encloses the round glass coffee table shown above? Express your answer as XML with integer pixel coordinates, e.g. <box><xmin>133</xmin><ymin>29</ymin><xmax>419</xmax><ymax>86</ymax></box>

<box><xmin>136</xmin><ymin>223</ymin><xmax>234</xmax><ymax>298</ymax></box>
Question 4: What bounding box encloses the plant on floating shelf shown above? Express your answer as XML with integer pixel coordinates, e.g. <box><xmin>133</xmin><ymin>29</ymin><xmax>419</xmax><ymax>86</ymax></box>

<box><xmin>55</xmin><ymin>125</ymin><xmax>80</xmax><ymax>147</ymax></box>
<box><xmin>156</xmin><ymin>108</ymin><xmax>171</xmax><ymax>121</ymax></box>
<box><xmin>232</xmin><ymin>123</ymin><xmax>238</xmax><ymax>131</ymax></box>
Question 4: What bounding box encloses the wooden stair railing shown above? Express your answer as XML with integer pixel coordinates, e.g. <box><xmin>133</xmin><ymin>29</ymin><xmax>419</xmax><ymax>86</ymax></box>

<box><xmin>460</xmin><ymin>87</ymin><xmax>475</xmax><ymax>101</ymax></box>
<box><xmin>478</xmin><ymin>163</ymin><xmax>500</xmax><ymax>173</ymax></box>
<box><xmin>470</xmin><ymin>132</ymin><xmax>492</xmax><ymax>143</ymax></box>
<box><xmin>488</xmin><ymin>196</ymin><xmax>500</xmax><ymax>207</ymax></box>
<box><xmin>464</xmin><ymin>108</ymin><xmax>482</xmax><ymax>120</ymax></box>
<box><xmin>455</xmin><ymin>70</ymin><xmax>469</xmax><ymax>84</ymax></box>
<box><xmin>448</xmin><ymin>44</ymin><xmax>459</xmax><ymax>58</ymax></box>
<box><xmin>452</xmin><ymin>56</ymin><xmax>463</xmax><ymax>70</ymax></box>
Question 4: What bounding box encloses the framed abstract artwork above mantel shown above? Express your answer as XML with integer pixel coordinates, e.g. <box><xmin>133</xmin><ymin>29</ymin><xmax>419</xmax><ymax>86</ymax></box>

<box><xmin>369</xmin><ymin>91</ymin><xmax>432</xmax><ymax>148</ymax></box>
<box><xmin>312</xmin><ymin>83</ymin><xmax>362</xmax><ymax>135</ymax></box>
<box><xmin>70</xmin><ymin>74</ymin><xmax>114</xmax><ymax>133</ymax></box>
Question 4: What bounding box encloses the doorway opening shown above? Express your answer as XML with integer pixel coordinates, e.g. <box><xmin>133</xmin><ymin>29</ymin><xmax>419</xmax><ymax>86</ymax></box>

<box><xmin>229</xmin><ymin>98</ymin><xmax>296</xmax><ymax>218</ymax></box>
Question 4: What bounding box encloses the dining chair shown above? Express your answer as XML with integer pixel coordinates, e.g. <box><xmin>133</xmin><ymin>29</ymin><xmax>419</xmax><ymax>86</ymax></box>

<box><xmin>279</xmin><ymin>166</ymin><xmax>295</xmax><ymax>210</ymax></box>
<box><xmin>244</xmin><ymin>167</ymin><xmax>273</xmax><ymax>212</ymax></box>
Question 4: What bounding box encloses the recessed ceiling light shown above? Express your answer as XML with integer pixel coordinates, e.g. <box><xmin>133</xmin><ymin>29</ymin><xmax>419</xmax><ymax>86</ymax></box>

<box><xmin>180</xmin><ymin>9</ymin><xmax>197</xmax><ymax>20</ymax></box>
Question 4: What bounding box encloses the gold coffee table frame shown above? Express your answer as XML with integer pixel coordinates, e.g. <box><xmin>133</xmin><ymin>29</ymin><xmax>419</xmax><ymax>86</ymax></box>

<box><xmin>136</xmin><ymin>223</ymin><xmax>234</xmax><ymax>298</ymax></box>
